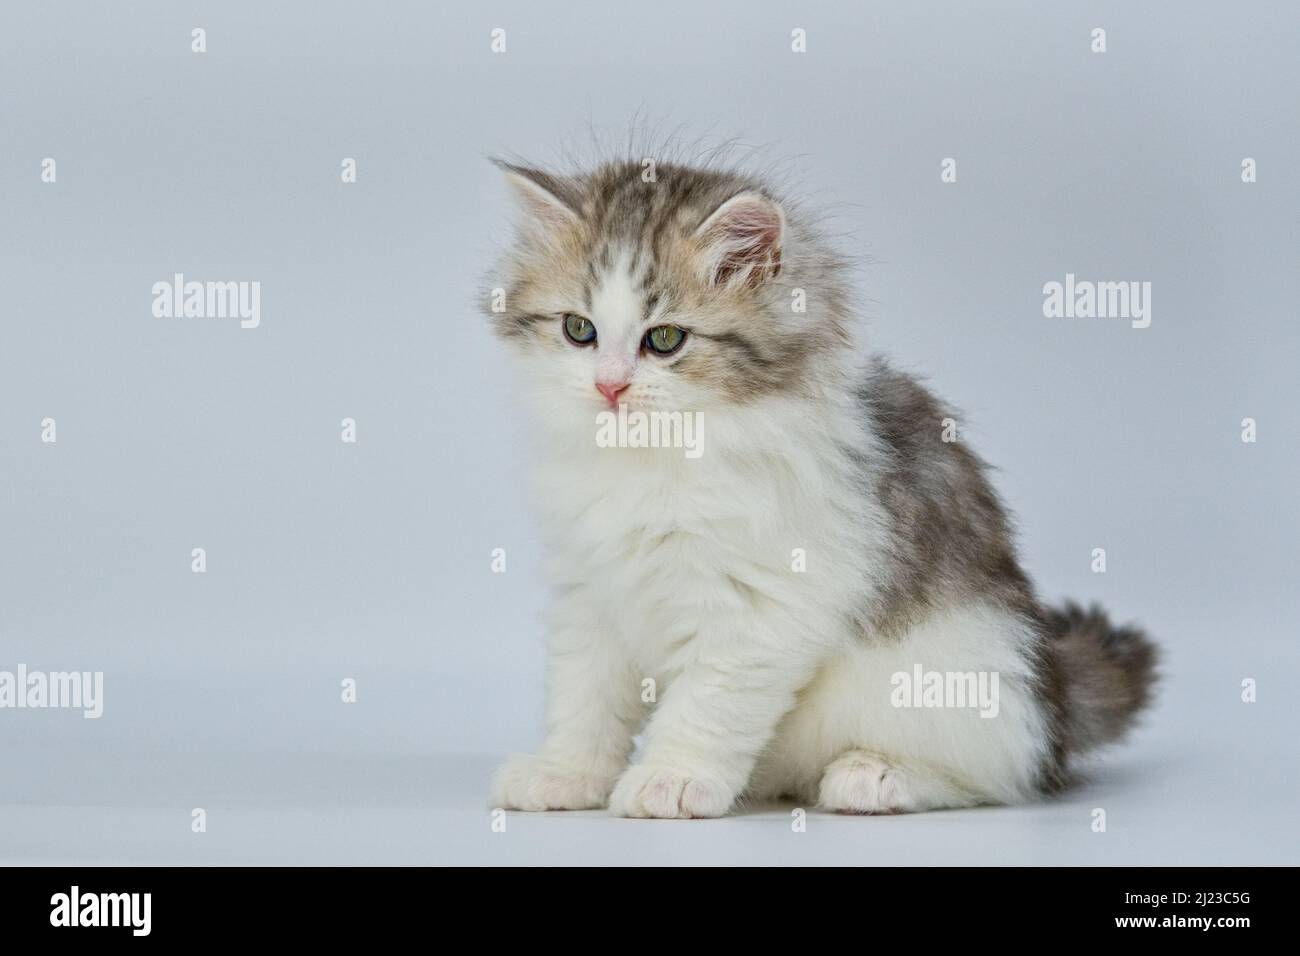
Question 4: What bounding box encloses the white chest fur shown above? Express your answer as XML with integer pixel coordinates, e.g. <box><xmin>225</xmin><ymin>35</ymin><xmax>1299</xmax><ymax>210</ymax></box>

<box><xmin>532</xmin><ymin>400</ymin><xmax>887</xmax><ymax>681</ymax></box>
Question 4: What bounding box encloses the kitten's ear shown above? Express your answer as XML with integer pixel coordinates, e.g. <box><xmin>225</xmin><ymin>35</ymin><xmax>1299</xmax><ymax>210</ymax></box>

<box><xmin>494</xmin><ymin>160</ymin><xmax>581</xmax><ymax>231</ymax></box>
<box><xmin>693</xmin><ymin>191</ymin><xmax>785</xmax><ymax>287</ymax></box>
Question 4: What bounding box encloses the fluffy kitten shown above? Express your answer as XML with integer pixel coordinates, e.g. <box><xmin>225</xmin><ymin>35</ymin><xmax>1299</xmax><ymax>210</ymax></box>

<box><xmin>486</xmin><ymin>155</ymin><xmax>1156</xmax><ymax>817</ymax></box>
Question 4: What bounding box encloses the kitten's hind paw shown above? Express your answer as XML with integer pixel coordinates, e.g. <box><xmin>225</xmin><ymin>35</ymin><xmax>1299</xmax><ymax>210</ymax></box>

<box><xmin>817</xmin><ymin>750</ymin><xmax>973</xmax><ymax>814</ymax></box>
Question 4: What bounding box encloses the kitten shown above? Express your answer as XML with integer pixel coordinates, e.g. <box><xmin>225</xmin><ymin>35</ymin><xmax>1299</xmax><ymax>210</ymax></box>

<box><xmin>486</xmin><ymin>155</ymin><xmax>1157</xmax><ymax>817</ymax></box>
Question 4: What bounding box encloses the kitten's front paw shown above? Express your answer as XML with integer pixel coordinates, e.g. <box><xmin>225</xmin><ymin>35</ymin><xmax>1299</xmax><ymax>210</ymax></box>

<box><xmin>491</xmin><ymin>754</ymin><xmax>615</xmax><ymax>811</ymax></box>
<box><xmin>608</xmin><ymin>764</ymin><xmax>735</xmax><ymax>819</ymax></box>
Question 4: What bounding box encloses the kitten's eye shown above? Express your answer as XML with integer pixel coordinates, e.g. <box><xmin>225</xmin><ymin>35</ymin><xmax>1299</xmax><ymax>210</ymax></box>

<box><xmin>562</xmin><ymin>313</ymin><xmax>596</xmax><ymax>346</ymax></box>
<box><xmin>645</xmin><ymin>325</ymin><xmax>687</xmax><ymax>356</ymax></box>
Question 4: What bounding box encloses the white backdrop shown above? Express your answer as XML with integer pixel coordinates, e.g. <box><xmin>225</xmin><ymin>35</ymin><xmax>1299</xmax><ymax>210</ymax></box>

<box><xmin>2</xmin><ymin>0</ymin><xmax>1296</xmax><ymax>864</ymax></box>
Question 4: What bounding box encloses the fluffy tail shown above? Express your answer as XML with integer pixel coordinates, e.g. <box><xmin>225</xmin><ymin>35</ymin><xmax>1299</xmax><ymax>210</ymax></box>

<box><xmin>1044</xmin><ymin>602</ymin><xmax>1158</xmax><ymax>755</ymax></box>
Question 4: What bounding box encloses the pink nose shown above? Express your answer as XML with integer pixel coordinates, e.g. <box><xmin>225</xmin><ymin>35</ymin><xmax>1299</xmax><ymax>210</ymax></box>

<box><xmin>596</xmin><ymin>380</ymin><xmax>630</xmax><ymax>407</ymax></box>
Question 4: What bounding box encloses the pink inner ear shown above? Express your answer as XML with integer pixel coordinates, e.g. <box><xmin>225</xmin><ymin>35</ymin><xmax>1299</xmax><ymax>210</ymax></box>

<box><xmin>702</xmin><ymin>196</ymin><xmax>784</xmax><ymax>286</ymax></box>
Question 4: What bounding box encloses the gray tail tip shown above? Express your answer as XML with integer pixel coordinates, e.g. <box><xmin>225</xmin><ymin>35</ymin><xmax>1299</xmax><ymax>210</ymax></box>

<box><xmin>1047</xmin><ymin>601</ymin><xmax>1159</xmax><ymax>752</ymax></box>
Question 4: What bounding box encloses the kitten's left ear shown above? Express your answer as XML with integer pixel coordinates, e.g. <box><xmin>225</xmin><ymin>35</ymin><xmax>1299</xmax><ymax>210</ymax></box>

<box><xmin>494</xmin><ymin>160</ymin><xmax>581</xmax><ymax>231</ymax></box>
<box><xmin>693</xmin><ymin>190</ymin><xmax>785</xmax><ymax>287</ymax></box>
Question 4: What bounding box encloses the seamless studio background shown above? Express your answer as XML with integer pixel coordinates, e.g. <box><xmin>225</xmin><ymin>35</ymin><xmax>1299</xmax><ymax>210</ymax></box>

<box><xmin>1</xmin><ymin>1</ymin><xmax>1297</xmax><ymax>864</ymax></box>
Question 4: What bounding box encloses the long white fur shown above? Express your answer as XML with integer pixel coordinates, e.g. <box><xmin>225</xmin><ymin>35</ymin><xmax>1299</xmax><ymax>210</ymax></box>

<box><xmin>493</xmin><ymin>254</ymin><xmax>1050</xmax><ymax>818</ymax></box>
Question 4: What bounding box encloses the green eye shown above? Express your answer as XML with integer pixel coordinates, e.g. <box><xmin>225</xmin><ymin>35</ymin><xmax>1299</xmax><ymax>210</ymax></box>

<box><xmin>562</xmin><ymin>313</ymin><xmax>596</xmax><ymax>346</ymax></box>
<box><xmin>645</xmin><ymin>325</ymin><xmax>686</xmax><ymax>355</ymax></box>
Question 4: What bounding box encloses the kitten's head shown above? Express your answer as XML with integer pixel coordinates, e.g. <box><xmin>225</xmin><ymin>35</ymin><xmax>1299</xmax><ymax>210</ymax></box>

<box><xmin>487</xmin><ymin>159</ymin><xmax>850</xmax><ymax>419</ymax></box>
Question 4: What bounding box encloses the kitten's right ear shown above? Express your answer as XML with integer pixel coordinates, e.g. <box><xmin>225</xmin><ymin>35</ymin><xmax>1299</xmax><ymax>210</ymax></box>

<box><xmin>494</xmin><ymin>160</ymin><xmax>581</xmax><ymax>231</ymax></box>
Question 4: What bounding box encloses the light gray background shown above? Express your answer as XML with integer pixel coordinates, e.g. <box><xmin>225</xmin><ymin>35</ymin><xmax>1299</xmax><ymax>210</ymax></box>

<box><xmin>2</xmin><ymin>0</ymin><xmax>1297</xmax><ymax>865</ymax></box>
